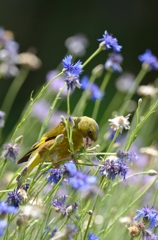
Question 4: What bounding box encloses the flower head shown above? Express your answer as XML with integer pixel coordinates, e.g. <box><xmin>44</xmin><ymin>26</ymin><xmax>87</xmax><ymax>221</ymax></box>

<box><xmin>65</xmin><ymin>34</ymin><xmax>89</xmax><ymax>57</ymax></box>
<box><xmin>69</xmin><ymin>171</ymin><xmax>97</xmax><ymax>190</ymax></box>
<box><xmin>142</xmin><ymin>229</ymin><xmax>157</xmax><ymax>240</ymax></box>
<box><xmin>0</xmin><ymin>27</ymin><xmax>19</xmax><ymax>78</ymax></box>
<box><xmin>64</xmin><ymin>161</ymin><xmax>77</xmax><ymax>177</ymax></box>
<box><xmin>1</xmin><ymin>143</ymin><xmax>20</xmax><ymax>162</ymax></box>
<box><xmin>115</xmin><ymin>73</ymin><xmax>135</xmax><ymax>93</ymax></box>
<box><xmin>0</xmin><ymin>201</ymin><xmax>18</xmax><ymax>215</ymax></box>
<box><xmin>117</xmin><ymin>150</ymin><xmax>138</xmax><ymax>164</ymax></box>
<box><xmin>99</xmin><ymin>157</ymin><xmax>129</xmax><ymax>180</ymax></box>
<box><xmin>138</xmin><ymin>49</ymin><xmax>158</xmax><ymax>70</ymax></box>
<box><xmin>65</xmin><ymin>224</ymin><xmax>78</xmax><ymax>239</ymax></box>
<box><xmin>88</xmin><ymin>232</ymin><xmax>100</xmax><ymax>240</ymax></box>
<box><xmin>108</xmin><ymin>114</ymin><xmax>131</xmax><ymax>133</ymax></box>
<box><xmin>52</xmin><ymin>195</ymin><xmax>78</xmax><ymax>217</ymax></box>
<box><xmin>6</xmin><ymin>189</ymin><xmax>23</xmax><ymax>208</ymax></box>
<box><xmin>0</xmin><ymin>111</ymin><xmax>5</xmax><ymax>127</ymax></box>
<box><xmin>105</xmin><ymin>53</ymin><xmax>123</xmax><ymax>72</ymax></box>
<box><xmin>98</xmin><ymin>30</ymin><xmax>122</xmax><ymax>52</ymax></box>
<box><xmin>46</xmin><ymin>167</ymin><xmax>63</xmax><ymax>184</ymax></box>
<box><xmin>81</xmin><ymin>76</ymin><xmax>104</xmax><ymax>101</ymax></box>
<box><xmin>134</xmin><ymin>206</ymin><xmax>158</xmax><ymax>228</ymax></box>
<box><xmin>0</xmin><ymin>220</ymin><xmax>7</xmax><ymax>236</ymax></box>
<box><xmin>62</xmin><ymin>55</ymin><xmax>82</xmax><ymax>90</ymax></box>
<box><xmin>16</xmin><ymin>52</ymin><xmax>41</xmax><ymax>70</ymax></box>
<box><xmin>51</xmin><ymin>226</ymin><xmax>58</xmax><ymax>237</ymax></box>
<box><xmin>137</xmin><ymin>84</ymin><xmax>158</xmax><ymax>98</ymax></box>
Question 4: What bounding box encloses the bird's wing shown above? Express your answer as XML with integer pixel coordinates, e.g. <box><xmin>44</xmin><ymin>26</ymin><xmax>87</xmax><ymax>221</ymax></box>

<box><xmin>17</xmin><ymin>121</ymin><xmax>65</xmax><ymax>164</ymax></box>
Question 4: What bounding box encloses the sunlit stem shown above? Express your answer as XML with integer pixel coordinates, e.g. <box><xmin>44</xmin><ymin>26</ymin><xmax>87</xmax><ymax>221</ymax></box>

<box><xmin>38</xmin><ymin>83</ymin><xmax>66</xmax><ymax>139</ymax></box>
<box><xmin>119</xmin><ymin>68</ymin><xmax>147</xmax><ymax>114</ymax></box>
<box><xmin>124</xmin><ymin>100</ymin><xmax>158</xmax><ymax>151</ymax></box>
<box><xmin>83</xmin><ymin>212</ymin><xmax>93</xmax><ymax>240</ymax></box>
<box><xmin>82</xmin><ymin>47</ymin><xmax>102</xmax><ymax>68</ymax></box>
<box><xmin>11</xmin><ymin>71</ymin><xmax>64</xmax><ymax>141</ymax></box>
<box><xmin>106</xmin><ymin>129</ymin><xmax>120</xmax><ymax>153</ymax></box>
<box><xmin>99</xmin><ymin>175</ymin><xmax>158</xmax><ymax>237</ymax></box>
<box><xmin>92</xmin><ymin>71</ymin><xmax>112</xmax><ymax>119</ymax></box>
<box><xmin>67</xmin><ymin>88</ymin><xmax>71</xmax><ymax>116</ymax></box>
<box><xmin>1</xmin><ymin>67</ymin><xmax>29</xmax><ymax>119</ymax></box>
<box><xmin>0</xmin><ymin>160</ymin><xmax>7</xmax><ymax>180</ymax></box>
<box><xmin>73</xmin><ymin>75</ymin><xmax>96</xmax><ymax>116</ymax></box>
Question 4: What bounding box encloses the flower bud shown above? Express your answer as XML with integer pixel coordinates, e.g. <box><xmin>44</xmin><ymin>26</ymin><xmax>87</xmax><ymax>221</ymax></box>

<box><xmin>55</xmin><ymin>134</ymin><xmax>64</xmax><ymax>144</ymax></box>
<box><xmin>128</xmin><ymin>225</ymin><xmax>140</xmax><ymax>238</ymax></box>
<box><xmin>68</xmin><ymin>116</ymin><xmax>75</xmax><ymax>128</ymax></box>
<box><xmin>148</xmin><ymin>169</ymin><xmax>158</xmax><ymax>176</ymax></box>
<box><xmin>88</xmin><ymin>210</ymin><xmax>93</xmax><ymax>215</ymax></box>
<box><xmin>92</xmin><ymin>64</ymin><xmax>104</xmax><ymax>78</ymax></box>
<box><xmin>15</xmin><ymin>135</ymin><xmax>23</xmax><ymax>144</ymax></box>
<box><xmin>16</xmin><ymin>214</ymin><xmax>29</xmax><ymax>229</ymax></box>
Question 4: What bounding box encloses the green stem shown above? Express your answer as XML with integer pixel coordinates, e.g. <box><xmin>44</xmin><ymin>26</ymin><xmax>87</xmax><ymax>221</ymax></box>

<box><xmin>125</xmin><ymin>100</ymin><xmax>158</xmax><ymax>151</ymax></box>
<box><xmin>72</xmin><ymin>75</ymin><xmax>96</xmax><ymax>116</ymax></box>
<box><xmin>82</xmin><ymin>47</ymin><xmax>102</xmax><ymax>68</ymax></box>
<box><xmin>38</xmin><ymin>83</ymin><xmax>66</xmax><ymax>139</ymax></box>
<box><xmin>1</xmin><ymin>67</ymin><xmax>29</xmax><ymax>118</ymax></box>
<box><xmin>106</xmin><ymin>129</ymin><xmax>120</xmax><ymax>153</ymax></box>
<box><xmin>83</xmin><ymin>213</ymin><xmax>93</xmax><ymax>240</ymax></box>
<box><xmin>58</xmin><ymin>217</ymin><xmax>69</xmax><ymax>231</ymax></box>
<box><xmin>67</xmin><ymin>89</ymin><xmax>71</xmax><ymax>116</ymax></box>
<box><xmin>119</xmin><ymin>68</ymin><xmax>147</xmax><ymax>115</ymax></box>
<box><xmin>92</xmin><ymin>71</ymin><xmax>112</xmax><ymax>119</ymax></box>
<box><xmin>99</xmin><ymin>175</ymin><xmax>158</xmax><ymax>237</ymax></box>
<box><xmin>0</xmin><ymin>160</ymin><xmax>7</xmax><ymax>180</ymax></box>
<box><xmin>11</xmin><ymin>71</ymin><xmax>63</xmax><ymax>141</ymax></box>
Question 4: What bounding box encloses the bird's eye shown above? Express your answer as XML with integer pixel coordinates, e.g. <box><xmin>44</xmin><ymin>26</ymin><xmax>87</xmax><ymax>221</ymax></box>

<box><xmin>88</xmin><ymin>130</ymin><xmax>92</xmax><ymax>137</ymax></box>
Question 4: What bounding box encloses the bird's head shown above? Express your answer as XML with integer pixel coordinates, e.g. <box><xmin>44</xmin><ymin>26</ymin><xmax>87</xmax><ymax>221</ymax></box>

<box><xmin>75</xmin><ymin>116</ymin><xmax>99</xmax><ymax>148</ymax></box>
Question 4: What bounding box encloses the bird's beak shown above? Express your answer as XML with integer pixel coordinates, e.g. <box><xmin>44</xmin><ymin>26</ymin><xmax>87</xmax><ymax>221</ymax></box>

<box><xmin>83</xmin><ymin>136</ymin><xmax>94</xmax><ymax>148</ymax></box>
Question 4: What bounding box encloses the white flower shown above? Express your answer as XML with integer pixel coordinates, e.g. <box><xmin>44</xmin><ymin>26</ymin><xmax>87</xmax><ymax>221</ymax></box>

<box><xmin>140</xmin><ymin>146</ymin><xmax>158</xmax><ymax>157</ymax></box>
<box><xmin>137</xmin><ymin>84</ymin><xmax>158</xmax><ymax>97</ymax></box>
<box><xmin>108</xmin><ymin>114</ymin><xmax>131</xmax><ymax>133</ymax></box>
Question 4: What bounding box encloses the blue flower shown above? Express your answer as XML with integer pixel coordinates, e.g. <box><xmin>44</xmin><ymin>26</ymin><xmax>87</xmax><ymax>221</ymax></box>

<box><xmin>69</xmin><ymin>171</ymin><xmax>97</xmax><ymax>190</ymax></box>
<box><xmin>1</xmin><ymin>143</ymin><xmax>20</xmax><ymax>162</ymax></box>
<box><xmin>62</xmin><ymin>55</ymin><xmax>82</xmax><ymax>90</ymax></box>
<box><xmin>52</xmin><ymin>195</ymin><xmax>67</xmax><ymax>214</ymax></box>
<box><xmin>142</xmin><ymin>229</ymin><xmax>157</xmax><ymax>240</ymax></box>
<box><xmin>22</xmin><ymin>184</ymin><xmax>30</xmax><ymax>192</ymax></box>
<box><xmin>0</xmin><ymin>111</ymin><xmax>5</xmax><ymax>128</ymax></box>
<box><xmin>65</xmin><ymin>34</ymin><xmax>89</xmax><ymax>57</ymax></box>
<box><xmin>99</xmin><ymin>158</ymin><xmax>129</xmax><ymax>180</ymax></box>
<box><xmin>6</xmin><ymin>189</ymin><xmax>22</xmax><ymax>208</ymax></box>
<box><xmin>0</xmin><ymin>201</ymin><xmax>18</xmax><ymax>215</ymax></box>
<box><xmin>81</xmin><ymin>76</ymin><xmax>104</xmax><ymax>101</ymax></box>
<box><xmin>88</xmin><ymin>232</ymin><xmax>100</xmax><ymax>240</ymax></box>
<box><xmin>51</xmin><ymin>226</ymin><xmax>58</xmax><ymax>237</ymax></box>
<box><xmin>0</xmin><ymin>220</ymin><xmax>7</xmax><ymax>236</ymax></box>
<box><xmin>105</xmin><ymin>53</ymin><xmax>123</xmax><ymax>72</ymax></box>
<box><xmin>46</xmin><ymin>167</ymin><xmax>63</xmax><ymax>184</ymax></box>
<box><xmin>52</xmin><ymin>195</ymin><xmax>78</xmax><ymax>216</ymax></box>
<box><xmin>117</xmin><ymin>150</ymin><xmax>138</xmax><ymax>164</ymax></box>
<box><xmin>64</xmin><ymin>161</ymin><xmax>77</xmax><ymax>177</ymax></box>
<box><xmin>134</xmin><ymin>206</ymin><xmax>158</xmax><ymax>229</ymax></box>
<box><xmin>138</xmin><ymin>49</ymin><xmax>158</xmax><ymax>70</ymax></box>
<box><xmin>62</xmin><ymin>55</ymin><xmax>82</xmax><ymax>74</ymax></box>
<box><xmin>0</xmin><ymin>27</ymin><xmax>19</xmax><ymax>78</ymax></box>
<box><xmin>98</xmin><ymin>30</ymin><xmax>122</xmax><ymax>52</ymax></box>
<box><xmin>66</xmin><ymin>225</ymin><xmax>78</xmax><ymax>238</ymax></box>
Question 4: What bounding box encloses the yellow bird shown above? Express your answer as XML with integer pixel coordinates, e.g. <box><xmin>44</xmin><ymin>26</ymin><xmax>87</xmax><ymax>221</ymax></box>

<box><xmin>17</xmin><ymin>116</ymin><xmax>99</xmax><ymax>177</ymax></box>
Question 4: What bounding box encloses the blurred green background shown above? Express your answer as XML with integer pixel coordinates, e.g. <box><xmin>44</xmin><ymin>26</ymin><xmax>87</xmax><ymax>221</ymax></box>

<box><xmin>0</xmin><ymin>0</ymin><xmax>158</xmax><ymax>140</ymax></box>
